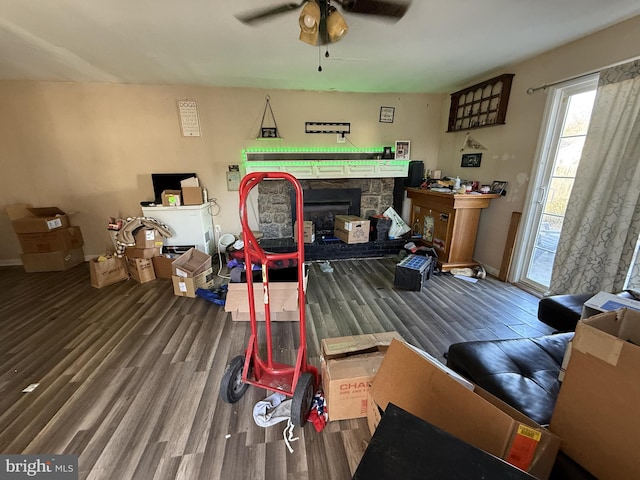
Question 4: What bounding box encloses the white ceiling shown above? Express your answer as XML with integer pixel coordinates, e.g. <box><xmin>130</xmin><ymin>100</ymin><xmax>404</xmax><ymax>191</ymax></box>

<box><xmin>1</xmin><ymin>0</ymin><xmax>640</xmax><ymax>94</ymax></box>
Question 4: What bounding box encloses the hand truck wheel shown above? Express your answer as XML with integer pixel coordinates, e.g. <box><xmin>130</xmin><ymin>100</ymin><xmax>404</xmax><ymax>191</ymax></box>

<box><xmin>219</xmin><ymin>355</ymin><xmax>249</xmax><ymax>403</ymax></box>
<box><xmin>291</xmin><ymin>372</ymin><xmax>315</xmax><ymax>427</ymax></box>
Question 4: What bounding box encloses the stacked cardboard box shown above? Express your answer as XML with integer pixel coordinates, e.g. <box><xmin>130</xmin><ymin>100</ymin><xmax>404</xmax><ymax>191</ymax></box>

<box><xmin>321</xmin><ymin>332</ymin><xmax>403</xmax><ymax>421</ymax></box>
<box><xmin>125</xmin><ymin>256</ymin><xmax>155</xmax><ymax>283</ymax></box>
<box><xmin>152</xmin><ymin>253</ymin><xmax>180</xmax><ymax>279</ymax></box>
<box><xmin>161</xmin><ymin>190</ymin><xmax>182</xmax><ymax>206</ymax></box>
<box><xmin>182</xmin><ymin>187</ymin><xmax>203</xmax><ymax>205</ymax></box>
<box><xmin>294</xmin><ymin>221</ymin><xmax>315</xmax><ymax>243</ymax></box>
<box><xmin>224</xmin><ymin>265</ymin><xmax>308</xmax><ymax>321</ymax></box>
<box><xmin>124</xmin><ymin>228</ymin><xmax>164</xmax><ymax>283</ymax></box>
<box><xmin>180</xmin><ymin>176</ymin><xmax>204</xmax><ymax>205</ymax></box>
<box><xmin>171</xmin><ymin>247</ymin><xmax>213</xmax><ymax>297</ymax></box>
<box><xmin>7</xmin><ymin>204</ymin><xmax>85</xmax><ymax>273</ymax></box>
<box><xmin>334</xmin><ymin>215</ymin><xmax>370</xmax><ymax>244</ymax></box>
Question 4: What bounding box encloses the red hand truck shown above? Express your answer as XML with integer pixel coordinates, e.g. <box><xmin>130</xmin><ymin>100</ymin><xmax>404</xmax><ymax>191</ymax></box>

<box><xmin>219</xmin><ymin>172</ymin><xmax>319</xmax><ymax>427</ymax></box>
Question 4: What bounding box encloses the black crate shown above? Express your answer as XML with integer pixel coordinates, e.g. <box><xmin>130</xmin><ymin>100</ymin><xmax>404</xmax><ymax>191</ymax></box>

<box><xmin>394</xmin><ymin>254</ymin><xmax>432</xmax><ymax>291</ymax></box>
<box><xmin>369</xmin><ymin>216</ymin><xmax>392</xmax><ymax>242</ymax></box>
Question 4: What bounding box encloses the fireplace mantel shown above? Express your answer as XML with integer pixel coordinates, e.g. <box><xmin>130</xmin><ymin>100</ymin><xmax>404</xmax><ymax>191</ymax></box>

<box><xmin>242</xmin><ymin>149</ymin><xmax>410</xmax><ymax>179</ymax></box>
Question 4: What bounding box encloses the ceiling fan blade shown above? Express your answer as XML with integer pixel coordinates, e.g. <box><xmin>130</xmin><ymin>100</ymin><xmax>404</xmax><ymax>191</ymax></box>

<box><xmin>235</xmin><ymin>2</ymin><xmax>305</xmax><ymax>24</ymax></box>
<box><xmin>337</xmin><ymin>0</ymin><xmax>411</xmax><ymax>19</ymax></box>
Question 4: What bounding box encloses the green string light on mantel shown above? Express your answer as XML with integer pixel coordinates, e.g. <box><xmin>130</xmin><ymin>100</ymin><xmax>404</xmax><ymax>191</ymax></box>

<box><xmin>243</xmin><ymin>146</ymin><xmax>387</xmax><ymax>153</ymax></box>
<box><xmin>246</xmin><ymin>160</ymin><xmax>407</xmax><ymax>167</ymax></box>
<box><xmin>240</xmin><ymin>146</ymin><xmax>409</xmax><ymax>178</ymax></box>
<box><xmin>242</xmin><ymin>146</ymin><xmax>389</xmax><ymax>162</ymax></box>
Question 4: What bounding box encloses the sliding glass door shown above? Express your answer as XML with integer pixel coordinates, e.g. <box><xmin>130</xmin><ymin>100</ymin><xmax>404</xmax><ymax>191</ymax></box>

<box><xmin>516</xmin><ymin>77</ymin><xmax>597</xmax><ymax>293</ymax></box>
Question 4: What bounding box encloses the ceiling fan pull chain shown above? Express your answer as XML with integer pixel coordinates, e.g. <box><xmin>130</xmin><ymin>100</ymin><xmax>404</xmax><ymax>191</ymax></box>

<box><xmin>318</xmin><ymin>46</ymin><xmax>323</xmax><ymax>72</ymax></box>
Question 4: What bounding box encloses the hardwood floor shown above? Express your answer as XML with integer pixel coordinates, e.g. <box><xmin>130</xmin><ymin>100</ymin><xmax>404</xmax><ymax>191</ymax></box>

<box><xmin>0</xmin><ymin>257</ymin><xmax>554</xmax><ymax>479</ymax></box>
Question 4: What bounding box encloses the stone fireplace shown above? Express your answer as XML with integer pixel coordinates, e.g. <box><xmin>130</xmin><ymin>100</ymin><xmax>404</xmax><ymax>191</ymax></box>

<box><xmin>257</xmin><ymin>178</ymin><xmax>396</xmax><ymax>239</ymax></box>
<box><xmin>242</xmin><ymin>149</ymin><xmax>411</xmax><ymax>249</ymax></box>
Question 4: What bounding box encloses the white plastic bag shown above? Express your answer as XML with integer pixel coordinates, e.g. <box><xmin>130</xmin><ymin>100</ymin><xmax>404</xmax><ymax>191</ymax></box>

<box><xmin>253</xmin><ymin>392</ymin><xmax>292</xmax><ymax>427</ymax></box>
<box><xmin>383</xmin><ymin>207</ymin><xmax>411</xmax><ymax>239</ymax></box>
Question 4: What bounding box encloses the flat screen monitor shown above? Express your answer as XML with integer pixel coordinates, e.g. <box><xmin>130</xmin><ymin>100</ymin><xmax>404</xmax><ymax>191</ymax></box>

<box><xmin>151</xmin><ymin>173</ymin><xmax>197</xmax><ymax>203</ymax></box>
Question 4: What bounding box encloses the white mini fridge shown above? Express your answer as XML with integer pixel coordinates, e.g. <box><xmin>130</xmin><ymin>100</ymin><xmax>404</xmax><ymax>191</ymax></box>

<box><xmin>141</xmin><ymin>203</ymin><xmax>214</xmax><ymax>254</ymax></box>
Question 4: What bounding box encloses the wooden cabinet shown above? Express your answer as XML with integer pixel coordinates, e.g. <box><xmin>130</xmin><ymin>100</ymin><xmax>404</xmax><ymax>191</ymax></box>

<box><xmin>447</xmin><ymin>74</ymin><xmax>515</xmax><ymax>132</ymax></box>
<box><xmin>406</xmin><ymin>189</ymin><xmax>500</xmax><ymax>271</ymax></box>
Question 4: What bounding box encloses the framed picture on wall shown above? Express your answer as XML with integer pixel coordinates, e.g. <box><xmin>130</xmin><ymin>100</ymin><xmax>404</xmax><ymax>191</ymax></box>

<box><xmin>461</xmin><ymin>153</ymin><xmax>482</xmax><ymax>167</ymax></box>
<box><xmin>260</xmin><ymin>127</ymin><xmax>278</xmax><ymax>138</ymax></box>
<box><xmin>490</xmin><ymin>180</ymin><xmax>508</xmax><ymax>195</ymax></box>
<box><xmin>395</xmin><ymin>140</ymin><xmax>411</xmax><ymax>160</ymax></box>
<box><xmin>379</xmin><ymin>106</ymin><xmax>395</xmax><ymax>123</ymax></box>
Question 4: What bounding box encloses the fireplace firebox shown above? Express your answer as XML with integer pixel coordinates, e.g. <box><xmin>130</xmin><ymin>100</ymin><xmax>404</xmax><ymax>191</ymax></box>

<box><xmin>291</xmin><ymin>188</ymin><xmax>361</xmax><ymax>237</ymax></box>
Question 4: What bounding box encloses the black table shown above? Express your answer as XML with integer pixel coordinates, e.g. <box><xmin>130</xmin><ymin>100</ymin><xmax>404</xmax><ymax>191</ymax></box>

<box><xmin>354</xmin><ymin>403</ymin><xmax>534</xmax><ymax>480</ymax></box>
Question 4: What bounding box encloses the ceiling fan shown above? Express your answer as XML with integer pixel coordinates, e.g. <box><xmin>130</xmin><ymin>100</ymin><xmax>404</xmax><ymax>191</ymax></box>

<box><xmin>235</xmin><ymin>0</ymin><xmax>411</xmax><ymax>46</ymax></box>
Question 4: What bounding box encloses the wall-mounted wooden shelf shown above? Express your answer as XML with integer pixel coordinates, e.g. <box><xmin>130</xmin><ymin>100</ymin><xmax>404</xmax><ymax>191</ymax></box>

<box><xmin>447</xmin><ymin>74</ymin><xmax>515</xmax><ymax>132</ymax></box>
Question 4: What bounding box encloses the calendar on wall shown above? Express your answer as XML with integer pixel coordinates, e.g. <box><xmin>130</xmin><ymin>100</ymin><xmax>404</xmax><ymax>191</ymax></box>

<box><xmin>177</xmin><ymin>100</ymin><xmax>201</xmax><ymax>137</ymax></box>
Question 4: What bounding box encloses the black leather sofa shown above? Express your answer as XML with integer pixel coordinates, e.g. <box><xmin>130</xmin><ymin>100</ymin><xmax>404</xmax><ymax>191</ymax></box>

<box><xmin>445</xmin><ymin>292</ymin><xmax>605</xmax><ymax>425</ymax></box>
<box><xmin>445</xmin><ymin>293</ymin><xmax>612</xmax><ymax>479</ymax></box>
<box><xmin>447</xmin><ymin>331</ymin><xmax>593</xmax><ymax>479</ymax></box>
<box><xmin>537</xmin><ymin>291</ymin><xmax>636</xmax><ymax>332</ymax></box>
<box><xmin>446</xmin><ymin>332</ymin><xmax>571</xmax><ymax>426</ymax></box>
<box><xmin>537</xmin><ymin>293</ymin><xmax>593</xmax><ymax>331</ymax></box>
<box><xmin>447</xmin><ymin>292</ymin><xmax>637</xmax><ymax>423</ymax></box>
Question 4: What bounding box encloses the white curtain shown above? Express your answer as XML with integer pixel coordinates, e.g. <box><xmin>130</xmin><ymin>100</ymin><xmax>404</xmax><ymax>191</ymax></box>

<box><xmin>549</xmin><ymin>59</ymin><xmax>640</xmax><ymax>294</ymax></box>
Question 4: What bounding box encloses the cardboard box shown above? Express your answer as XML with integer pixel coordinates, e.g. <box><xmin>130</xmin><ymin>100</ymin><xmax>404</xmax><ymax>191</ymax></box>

<box><xmin>152</xmin><ymin>254</ymin><xmax>180</xmax><ymax>279</ymax></box>
<box><xmin>225</xmin><ymin>282</ymin><xmax>300</xmax><ymax>321</ymax></box>
<box><xmin>172</xmin><ymin>267</ymin><xmax>214</xmax><ymax>298</ymax></box>
<box><xmin>171</xmin><ymin>247</ymin><xmax>211</xmax><ymax>277</ymax></box>
<box><xmin>182</xmin><ymin>186</ymin><xmax>203</xmax><ymax>205</ymax></box>
<box><xmin>90</xmin><ymin>255</ymin><xmax>129</xmax><ymax>288</ymax></box>
<box><xmin>134</xmin><ymin>228</ymin><xmax>164</xmax><ymax>248</ymax></box>
<box><xmin>161</xmin><ymin>190</ymin><xmax>182</xmax><ymax>206</ymax></box>
<box><xmin>124</xmin><ymin>246</ymin><xmax>162</xmax><ymax>259</ymax></box>
<box><xmin>17</xmin><ymin>226</ymin><xmax>84</xmax><ymax>253</ymax></box>
<box><xmin>21</xmin><ymin>247</ymin><xmax>85</xmax><ymax>273</ymax></box>
<box><xmin>180</xmin><ymin>176</ymin><xmax>199</xmax><ymax>187</ymax></box>
<box><xmin>8</xmin><ymin>205</ymin><xmax>70</xmax><ymax>234</ymax></box>
<box><xmin>321</xmin><ymin>332</ymin><xmax>403</xmax><ymax>421</ymax></box>
<box><xmin>294</xmin><ymin>221</ymin><xmax>315</xmax><ymax>244</ymax></box>
<box><xmin>224</xmin><ymin>266</ymin><xmax>309</xmax><ymax>322</ymax></box>
<box><xmin>125</xmin><ymin>256</ymin><xmax>156</xmax><ymax>283</ymax></box>
<box><xmin>550</xmin><ymin>308</ymin><xmax>640</xmax><ymax>480</ymax></box>
<box><xmin>366</xmin><ymin>391</ymin><xmax>382</xmax><ymax>436</ymax></box>
<box><xmin>370</xmin><ymin>339</ymin><xmax>560</xmax><ymax>479</ymax></box>
<box><xmin>334</xmin><ymin>215</ymin><xmax>370</xmax><ymax>244</ymax></box>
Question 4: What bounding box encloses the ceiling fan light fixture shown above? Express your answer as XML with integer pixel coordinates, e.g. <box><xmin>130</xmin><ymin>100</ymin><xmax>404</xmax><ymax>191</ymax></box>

<box><xmin>327</xmin><ymin>7</ymin><xmax>348</xmax><ymax>43</ymax></box>
<box><xmin>298</xmin><ymin>1</ymin><xmax>321</xmax><ymax>45</ymax></box>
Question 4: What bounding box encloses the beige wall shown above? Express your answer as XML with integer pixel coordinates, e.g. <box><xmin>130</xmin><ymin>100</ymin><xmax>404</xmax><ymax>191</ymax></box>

<box><xmin>437</xmin><ymin>14</ymin><xmax>640</xmax><ymax>274</ymax></box>
<box><xmin>2</xmin><ymin>14</ymin><xmax>639</xmax><ymax>270</ymax></box>
<box><xmin>0</xmin><ymin>85</ymin><xmax>442</xmax><ymax>263</ymax></box>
